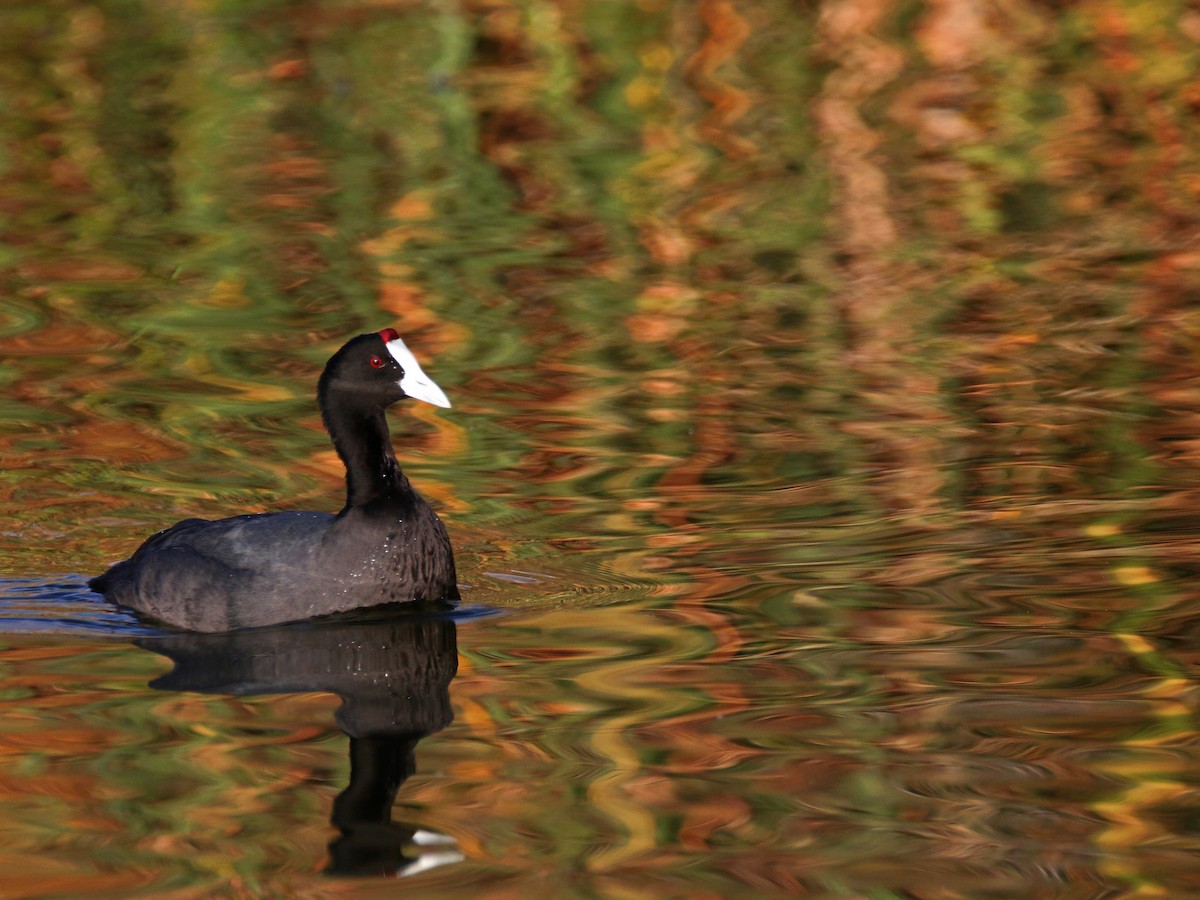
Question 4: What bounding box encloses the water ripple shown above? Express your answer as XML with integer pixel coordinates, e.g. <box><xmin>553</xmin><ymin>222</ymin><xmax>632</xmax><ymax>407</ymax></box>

<box><xmin>0</xmin><ymin>576</ymin><xmax>159</xmax><ymax>637</ymax></box>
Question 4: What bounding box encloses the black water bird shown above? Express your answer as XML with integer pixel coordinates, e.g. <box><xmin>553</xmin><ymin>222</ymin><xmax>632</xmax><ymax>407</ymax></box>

<box><xmin>90</xmin><ymin>329</ymin><xmax>458</xmax><ymax>632</ymax></box>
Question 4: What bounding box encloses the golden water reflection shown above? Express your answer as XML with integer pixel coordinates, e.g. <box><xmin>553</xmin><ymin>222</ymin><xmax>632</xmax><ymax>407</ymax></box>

<box><xmin>0</xmin><ymin>0</ymin><xmax>1198</xmax><ymax>895</ymax></box>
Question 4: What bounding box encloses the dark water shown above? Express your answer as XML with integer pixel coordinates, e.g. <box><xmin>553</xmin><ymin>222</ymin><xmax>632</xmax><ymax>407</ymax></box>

<box><xmin>2</xmin><ymin>1</ymin><xmax>1200</xmax><ymax>896</ymax></box>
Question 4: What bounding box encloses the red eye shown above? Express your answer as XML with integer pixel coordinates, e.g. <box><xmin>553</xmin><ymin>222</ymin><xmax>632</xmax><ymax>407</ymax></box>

<box><xmin>370</xmin><ymin>356</ymin><xmax>385</xmax><ymax>368</ymax></box>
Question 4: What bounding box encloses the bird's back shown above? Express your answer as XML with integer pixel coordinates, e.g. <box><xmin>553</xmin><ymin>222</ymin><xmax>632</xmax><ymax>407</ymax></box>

<box><xmin>92</xmin><ymin>511</ymin><xmax>337</xmax><ymax>631</ymax></box>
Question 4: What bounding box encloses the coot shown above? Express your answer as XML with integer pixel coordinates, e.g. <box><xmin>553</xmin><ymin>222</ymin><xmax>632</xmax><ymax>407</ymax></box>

<box><xmin>90</xmin><ymin>328</ymin><xmax>458</xmax><ymax>632</ymax></box>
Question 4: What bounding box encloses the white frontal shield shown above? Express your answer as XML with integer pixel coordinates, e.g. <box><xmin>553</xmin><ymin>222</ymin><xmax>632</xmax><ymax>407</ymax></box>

<box><xmin>386</xmin><ymin>336</ymin><xmax>451</xmax><ymax>408</ymax></box>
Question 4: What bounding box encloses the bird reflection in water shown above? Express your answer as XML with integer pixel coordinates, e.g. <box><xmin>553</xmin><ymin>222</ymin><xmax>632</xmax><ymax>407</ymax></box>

<box><xmin>136</xmin><ymin>609</ymin><xmax>462</xmax><ymax>878</ymax></box>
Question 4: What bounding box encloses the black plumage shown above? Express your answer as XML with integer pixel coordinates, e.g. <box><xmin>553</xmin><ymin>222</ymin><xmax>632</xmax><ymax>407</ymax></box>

<box><xmin>90</xmin><ymin>330</ymin><xmax>458</xmax><ymax>631</ymax></box>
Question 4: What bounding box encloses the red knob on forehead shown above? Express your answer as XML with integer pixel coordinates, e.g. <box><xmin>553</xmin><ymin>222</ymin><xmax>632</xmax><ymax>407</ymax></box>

<box><xmin>378</xmin><ymin>328</ymin><xmax>400</xmax><ymax>343</ymax></box>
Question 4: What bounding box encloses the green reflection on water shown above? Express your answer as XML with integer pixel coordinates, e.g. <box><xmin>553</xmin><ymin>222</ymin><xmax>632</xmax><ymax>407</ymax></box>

<box><xmin>0</xmin><ymin>0</ymin><xmax>1198</xmax><ymax>895</ymax></box>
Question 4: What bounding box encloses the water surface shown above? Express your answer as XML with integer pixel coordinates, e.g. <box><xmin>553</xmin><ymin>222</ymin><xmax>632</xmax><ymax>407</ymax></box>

<box><xmin>1</xmin><ymin>0</ymin><xmax>1199</xmax><ymax>896</ymax></box>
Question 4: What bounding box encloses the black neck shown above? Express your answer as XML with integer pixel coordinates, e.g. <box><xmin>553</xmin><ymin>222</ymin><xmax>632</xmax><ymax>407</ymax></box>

<box><xmin>321</xmin><ymin>392</ymin><xmax>411</xmax><ymax>509</ymax></box>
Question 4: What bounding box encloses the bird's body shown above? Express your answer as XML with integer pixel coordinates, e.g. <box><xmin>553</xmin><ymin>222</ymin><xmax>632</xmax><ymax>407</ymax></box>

<box><xmin>90</xmin><ymin>329</ymin><xmax>458</xmax><ymax>632</ymax></box>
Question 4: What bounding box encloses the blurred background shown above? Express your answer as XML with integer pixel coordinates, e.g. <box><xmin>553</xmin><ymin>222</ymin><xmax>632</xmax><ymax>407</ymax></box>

<box><xmin>1</xmin><ymin>0</ymin><xmax>1199</xmax><ymax>895</ymax></box>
